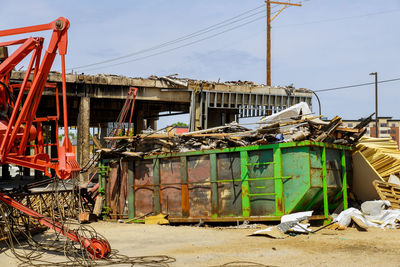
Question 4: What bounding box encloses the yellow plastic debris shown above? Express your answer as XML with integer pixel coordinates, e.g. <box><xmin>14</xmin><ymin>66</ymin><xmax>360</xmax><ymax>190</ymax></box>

<box><xmin>145</xmin><ymin>213</ymin><xmax>169</xmax><ymax>225</ymax></box>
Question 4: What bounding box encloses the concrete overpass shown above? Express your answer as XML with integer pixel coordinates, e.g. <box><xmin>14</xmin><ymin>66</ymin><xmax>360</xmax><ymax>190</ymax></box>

<box><xmin>10</xmin><ymin>71</ymin><xmax>313</xmax><ymax>178</ymax></box>
<box><xmin>11</xmin><ymin>71</ymin><xmax>312</xmax><ymax>130</ymax></box>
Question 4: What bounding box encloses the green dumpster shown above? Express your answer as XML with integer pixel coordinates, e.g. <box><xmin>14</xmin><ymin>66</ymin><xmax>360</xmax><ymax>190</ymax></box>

<box><xmin>123</xmin><ymin>140</ymin><xmax>352</xmax><ymax>223</ymax></box>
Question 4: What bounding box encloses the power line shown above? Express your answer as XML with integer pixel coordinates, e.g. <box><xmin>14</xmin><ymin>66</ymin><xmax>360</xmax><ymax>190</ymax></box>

<box><xmin>71</xmin><ymin>4</ymin><xmax>279</xmax><ymax>70</ymax></box>
<box><xmin>315</xmin><ymin>77</ymin><xmax>400</xmax><ymax>92</ymax></box>
<box><xmin>276</xmin><ymin>9</ymin><xmax>400</xmax><ymax>28</ymax></box>
<box><xmin>81</xmin><ymin>14</ymin><xmax>272</xmax><ymax>72</ymax></box>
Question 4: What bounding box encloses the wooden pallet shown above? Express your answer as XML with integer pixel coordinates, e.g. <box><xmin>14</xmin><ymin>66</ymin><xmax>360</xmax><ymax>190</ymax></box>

<box><xmin>373</xmin><ymin>180</ymin><xmax>400</xmax><ymax>209</ymax></box>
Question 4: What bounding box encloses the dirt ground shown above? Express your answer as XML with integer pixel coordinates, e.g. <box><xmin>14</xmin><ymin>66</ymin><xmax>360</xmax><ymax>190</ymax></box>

<box><xmin>1</xmin><ymin>221</ymin><xmax>400</xmax><ymax>266</ymax></box>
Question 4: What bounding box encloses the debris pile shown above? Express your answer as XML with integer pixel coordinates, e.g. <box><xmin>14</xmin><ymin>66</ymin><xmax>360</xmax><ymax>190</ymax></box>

<box><xmin>352</xmin><ymin>136</ymin><xmax>400</xmax><ymax>203</ymax></box>
<box><xmin>254</xmin><ymin>200</ymin><xmax>400</xmax><ymax>239</ymax></box>
<box><xmin>356</xmin><ymin>137</ymin><xmax>400</xmax><ymax>180</ymax></box>
<box><xmin>104</xmin><ymin>102</ymin><xmax>371</xmax><ymax>156</ymax></box>
<box><xmin>332</xmin><ymin>200</ymin><xmax>400</xmax><ymax>230</ymax></box>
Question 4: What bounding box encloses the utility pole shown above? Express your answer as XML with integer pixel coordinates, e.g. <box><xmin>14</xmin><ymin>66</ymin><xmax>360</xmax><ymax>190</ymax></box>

<box><xmin>369</xmin><ymin>72</ymin><xmax>379</xmax><ymax>137</ymax></box>
<box><xmin>265</xmin><ymin>1</ymin><xmax>301</xmax><ymax>86</ymax></box>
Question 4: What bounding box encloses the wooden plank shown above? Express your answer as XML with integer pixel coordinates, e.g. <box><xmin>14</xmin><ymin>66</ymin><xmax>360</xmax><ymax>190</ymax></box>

<box><xmin>92</xmin><ymin>135</ymin><xmax>103</xmax><ymax>149</ymax></box>
<box><xmin>357</xmin><ymin>137</ymin><xmax>400</xmax><ymax>180</ymax></box>
<box><xmin>352</xmin><ymin>151</ymin><xmax>382</xmax><ymax>202</ymax></box>
<box><xmin>373</xmin><ymin>180</ymin><xmax>400</xmax><ymax>209</ymax></box>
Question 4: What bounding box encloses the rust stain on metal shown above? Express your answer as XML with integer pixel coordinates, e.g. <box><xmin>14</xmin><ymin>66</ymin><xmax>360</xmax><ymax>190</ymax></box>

<box><xmin>188</xmin><ymin>155</ymin><xmax>211</xmax><ymax>217</ymax></box>
<box><xmin>160</xmin><ymin>158</ymin><xmax>182</xmax><ymax>216</ymax></box>
<box><xmin>276</xmin><ymin>197</ymin><xmax>283</xmax><ymax>212</ymax></box>
<box><xmin>134</xmin><ymin>160</ymin><xmax>154</xmax><ymax>217</ymax></box>
<box><xmin>181</xmin><ymin>184</ymin><xmax>190</xmax><ymax>217</ymax></box>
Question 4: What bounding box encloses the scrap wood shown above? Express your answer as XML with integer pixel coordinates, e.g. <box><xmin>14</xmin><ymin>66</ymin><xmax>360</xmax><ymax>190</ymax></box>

<box><xmin>100</xmin><ymin>148</ymin><xmax>143</xmax><ymax>157</ymax></box>
<box><xmin>357</xmin><ymin>137</ymin><xmax>400</xmax><ymax>180</ymax></box>
<box><xmin>352</xmin><ymin>151</ymin><xmax>383</xmax><ymax>201</ymax></box>
<box><xmin>336</xmin><ymin>127</ymin><xmax>359</xmax><ymax>133</ymax></box>
<box><xmin>145</xmin><ymin>213</ymin><xmax>169</xmax><ymax>225</ymax></box>
<box><xmin>354</xmin><ymin>113</ymin><xmax>375</xmax><ymax>130</ymax></box>
<box><xmin>182</xmin><ymin>123</ymin><xmax>249</xmax><ymax>136</ymax></box>
<box><xmin>93</xmin><ymin>195</ymin><xmax>104</xmax><ymax>217</ymax></box>
<box><xmin>92</xmin><ymin>135</ymin><xmax>103</xmax><ymax>149</ymax></box>
<box><xmin>351</xmin><ymin>216</ymin><xmax>368</xmax><ymax>231</ymax></box>
<box><xmin>102</xmin><ymin>103</ymin><xmax>369</xmax><ymax>157</ymax></box>
<box><xmin>104</xmin><ymin>136</ymin><xmax>135</xmax><ymax>140</ymax></box>
<box><xmin>124</xmin><ymin>211</ymin><xmax>153</xmax><ymax>223</ymax></box>
<box><xmin>276</xmin><ymin>115</ymin><xmax>323</xmax><ymax>127</ymax></box>
<box><xmin>313</xmin><ymin>116</ymin><xmax>342</xmax><ymax>142</ymax></box>
<box><xmin>373</xmin><ymin>180</ymin><xmax>400</xmax><ymax>209</ymax></box>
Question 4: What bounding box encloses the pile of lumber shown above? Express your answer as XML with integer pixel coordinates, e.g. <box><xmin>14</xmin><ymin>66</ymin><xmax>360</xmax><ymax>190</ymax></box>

<box><xmin>356</xmin><ymin>137</ymin><xmax>400</xmax><ymax>181</ymax></box>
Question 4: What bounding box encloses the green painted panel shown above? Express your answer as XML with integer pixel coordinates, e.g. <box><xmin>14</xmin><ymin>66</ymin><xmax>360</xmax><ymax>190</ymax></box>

<box><xmin>247</xmin><ymin>149</ymin><xmax>275</xmax><ymax>216</ymax></box>
<box><xmin>309</xmin><ymin>146</ymin><xmax>323</xmax><ymax>188</ymax></box>
<box><xmin>326</xmin><ymin>169</ymin><xmax>341</xmax><ymax>187</ymax></box>
<box><xmin>326</xmin><ymin>149</ymin><xmax>342</xmax><ymax>187</ymax></box>
<box><xmin>296</xmin><ymin>187</ymin><xmax>322</xmax><ymax>212</ymax></box>
<box><xmin>127</xmin><ymin>141</ymin><xmax>352</xmax><ymax>222</ymax></box>
<box><xmin>281</xmin><ymin>146</ymin><xmax>311</xmax><ymax>213</ymax></box>
<box><xmin>310</xmin><ymin>146</ymin><xmax>322</xmax><ymax>169</ymax></box>
<box><xmin>240</xmin><ymin>151</ymin><xmax>250</xmax><ymax>217</ymax></box>
<box><xmin>142</xmin><ymin>141</ymin><xmax>351</xmax><ymax>160</ymax></box>
<box><xmin>345</xmin><ymin>151</ymin><xmax>353</xmax><ymax>188</ymax></box>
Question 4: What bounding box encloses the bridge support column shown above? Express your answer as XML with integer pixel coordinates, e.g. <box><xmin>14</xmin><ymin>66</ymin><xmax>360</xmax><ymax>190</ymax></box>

<box><xmin>135</xmin><ymin>109</ymin><xmax>146</xmax><ymax>134</ymax></box>
<box><xmin>99</xmin><ymin>123</ymin><xmax>108</xmax><ymax>147</ymax></box>
<box><xmin>147</xmin><ymin>118</ymin><xmax>157</xmax><ymax>130</ymax></box>
<box><xmin>77</xmin><ymin>97</ymin><xmax>90</xmax><ymax>185</ymax></box>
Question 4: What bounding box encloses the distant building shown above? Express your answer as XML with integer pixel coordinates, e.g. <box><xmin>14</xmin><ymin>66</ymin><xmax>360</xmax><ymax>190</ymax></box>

<box><xmin>342</xmin><ymin>117</ymin><xmax>400</xmax><ymax>147</ymax></box>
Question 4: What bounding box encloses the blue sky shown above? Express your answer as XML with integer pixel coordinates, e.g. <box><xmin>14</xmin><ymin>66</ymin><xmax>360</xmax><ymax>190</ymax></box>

<box><xmin>1</xmin><ymin>0</ymin><xmax>399</xmax><ymax>127</ymax></box>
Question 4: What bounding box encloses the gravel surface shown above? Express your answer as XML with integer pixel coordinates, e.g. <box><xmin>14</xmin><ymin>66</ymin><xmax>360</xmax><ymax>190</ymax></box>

<box><xmin>1</xmin><ymin>221</ymin><xmax>400</xmax><ymax>266</ymax></box>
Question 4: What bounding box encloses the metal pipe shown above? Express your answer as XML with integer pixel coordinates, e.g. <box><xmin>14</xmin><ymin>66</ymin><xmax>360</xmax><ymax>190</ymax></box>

<box><xmin>369</xmin><ymin>72</ymin><xmax>378</xmax><ymax>137</ymax></box>
<box><xmin>266</xmin><ymin>1</ymin><xmax>271</xmax><ymax>86</ymax></box>
<box><xmin>311</xmin><ymin>91</ymin><xmax>322</xmax><ymax>116</ymax></box>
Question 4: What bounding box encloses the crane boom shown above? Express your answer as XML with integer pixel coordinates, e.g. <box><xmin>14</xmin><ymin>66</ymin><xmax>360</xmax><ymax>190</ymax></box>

<box><xmin>0</xmin><ymin>18</ymin><xmax>111</xmax><ymax>259</ymax></box>
<box><xmin>0</xmin><ymin>17</ymin><xmax>79</xmax><ymax>179</ymax></box>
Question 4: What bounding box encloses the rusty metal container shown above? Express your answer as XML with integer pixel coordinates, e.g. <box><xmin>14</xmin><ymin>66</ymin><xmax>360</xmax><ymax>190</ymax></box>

<box><xmin>114</xmin><ymin>141</ymin><xmax>351</xmax><ymax>222</ymax></box>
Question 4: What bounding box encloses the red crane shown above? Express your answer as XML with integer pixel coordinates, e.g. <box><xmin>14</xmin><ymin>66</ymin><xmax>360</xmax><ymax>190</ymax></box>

<box><xmin>0</xmin><ymin>18</ymin><xmax>111</xmax><ymax>259</ymax></box>
<box><xmin>0</xmin><ymin>17</ymin><xmax>79</xmax><ymax>179</ymax></box>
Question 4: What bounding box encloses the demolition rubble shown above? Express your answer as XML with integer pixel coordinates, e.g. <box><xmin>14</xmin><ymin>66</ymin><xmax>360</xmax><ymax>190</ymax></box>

<box><xmin>103</xmin><ymin>102</ymin><xmax>370</xmax><ymax>156</ymax></box>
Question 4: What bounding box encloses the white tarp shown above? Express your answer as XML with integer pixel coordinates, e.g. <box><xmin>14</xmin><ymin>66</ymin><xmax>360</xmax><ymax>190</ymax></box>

<box><xmin>335</xmin><ymin>200</ymin><xmax>400</xmax><ymax>229</ymax></box>
<box><xmin>258</xmin><ymin>102</ymin><xmax>312</xmax><ymax>125</ymax></box>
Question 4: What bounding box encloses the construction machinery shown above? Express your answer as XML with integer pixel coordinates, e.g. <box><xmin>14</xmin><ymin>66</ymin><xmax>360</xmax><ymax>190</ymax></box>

<box><xmin>0</xmin><ymin>18</ymin><xmax>110</xmax><ymax>259</ymax></box>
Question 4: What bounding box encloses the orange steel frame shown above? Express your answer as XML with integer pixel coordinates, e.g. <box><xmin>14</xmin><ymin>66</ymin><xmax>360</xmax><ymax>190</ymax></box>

<box><xmin>0</xmin><ymin>18</ymin><xmax>111</xmax><ymax>259</ymax></box>
<box><xmin>0</xmin><ymin>17</ymin><xmax>79</xmax><ymax>179</ymax></box>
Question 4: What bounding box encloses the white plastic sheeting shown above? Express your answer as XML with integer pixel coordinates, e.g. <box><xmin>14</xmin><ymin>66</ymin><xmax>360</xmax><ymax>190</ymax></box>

<box><xmin>253</xmin><ymin>211</ymin><xmax>313</xmax><ymax>237</ymax></box>
<box><xmin>280</xmin><ymin>211</ymin><xmax>313</xmax><ymax>233</ymax></box>
<box><xmin>258</xmin><ymin>102</ymin><xmax>312</xmax><ymax>125</ymax></box>
<box><xmin>335</xmin><ymin>200</ymin><xmax>400</xmax><ymax>229</ymax></box>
